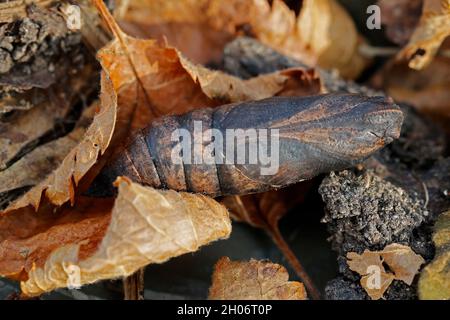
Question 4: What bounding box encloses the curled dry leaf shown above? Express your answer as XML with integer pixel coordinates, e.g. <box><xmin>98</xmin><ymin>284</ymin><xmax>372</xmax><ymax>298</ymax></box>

<box><xmin>347</xmin><ymin>243</ymin><xmax>425</xmax><ymax>300</ymax></box>
<box><xmin>0</xmin><ymin>177</ymin><xmax>231</xmax><ymax>296</ymax></box>
<box><xmin>419</xmin><ymin>211</ymin><xmax>450</xmax><ymax>299</ymax></box>
<box><xmin>209</xmin><ymin>257</ymin><xmax>306</xmax><ymax>300</ymax></box>
<box><xmin>121</xmin><ymin>0</ymin><xmax>369</xmax><ymax>79</ymax></box>
<box><xmin>3</xmin><ymin>72</ymin><xmax>117</xmax><ymax>212</ymax></box>
<box><xmin>397</xmin><ymin>0</ymin><xmax>450</xmax><ymax>69</ymax></box>
<box><xmin>0</xmin><ymin>102</ymin><xmax>98</xmax><ymax>195</ymax></box>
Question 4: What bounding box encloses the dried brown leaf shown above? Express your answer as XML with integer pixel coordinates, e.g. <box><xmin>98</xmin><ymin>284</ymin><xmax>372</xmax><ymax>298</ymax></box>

<box><xmin>209</xmin><ymin>257</ymin><xmax>306</xmax><ymax>300</ymax></box>
<box><xmin>347</xmin><ymin>244</ymin><xmax>424</xmax><ymax>300</ymax></box>
<box><xmin>121</xmin><ymin>0</ymin><xmax>369</xmax><ymax>79</ymax></box>
<box><xmin>397</xmin><ymin>0</ymin><xmax>450</xmax><ymax>69</ymax></box>
<box><xmin>118</xmin><ymin>0</ymin><xmax>240</xmax><ymax>65</ymax></box>
<box><xmin>0</xmin><ymin>197</ymin><xmax>113</xmax><ymax>281</ymax></box>
<box><xmin>0</xmin><ymin>177</ymin><xmax>231</xmax><ymax>296</ymax></box>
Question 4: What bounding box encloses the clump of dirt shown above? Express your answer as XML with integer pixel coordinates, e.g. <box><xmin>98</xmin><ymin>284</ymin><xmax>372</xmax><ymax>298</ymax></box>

<box><xmin>320</xmin><ymin>170</ymin><xmax>428</xmax><ymax>253</ymax></box>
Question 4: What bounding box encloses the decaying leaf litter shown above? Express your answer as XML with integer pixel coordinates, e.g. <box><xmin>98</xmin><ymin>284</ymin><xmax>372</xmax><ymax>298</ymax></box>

<box><xmin>0</xmin><ymin>0</ymin><xmax>449</xmax><ymax>300</ymax></box>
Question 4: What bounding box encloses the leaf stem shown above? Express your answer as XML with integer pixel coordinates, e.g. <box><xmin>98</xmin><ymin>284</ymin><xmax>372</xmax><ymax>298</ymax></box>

<box><xmin>123</xmin><ymin>268</ymin><xmax>145</xmax><ymax>300</ymax></box>
<box><xmin>268</xmin><ymin>227</ymin><xmax>321</xmax><ymax>300</ymax></box>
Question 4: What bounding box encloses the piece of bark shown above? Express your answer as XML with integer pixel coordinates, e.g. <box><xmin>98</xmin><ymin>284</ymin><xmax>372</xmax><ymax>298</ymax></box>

<box><xmin>0</xmin><ymin>4</ymin><xmax>88</xmax><ymax>90</ymax></box>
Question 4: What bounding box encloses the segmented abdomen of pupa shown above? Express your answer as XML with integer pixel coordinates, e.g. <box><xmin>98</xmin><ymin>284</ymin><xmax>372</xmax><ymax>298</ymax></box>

<box><xmin>89</xmin><ymin>94</ymin><xmax>403</xmax><ymax>197</ymax></box>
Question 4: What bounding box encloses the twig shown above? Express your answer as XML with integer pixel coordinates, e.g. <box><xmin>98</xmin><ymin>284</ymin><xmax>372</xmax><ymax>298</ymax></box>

<box><xmin>123</xmin><ymin>268</ymin><xmax>145</xmax><ymax>300</ymax></box>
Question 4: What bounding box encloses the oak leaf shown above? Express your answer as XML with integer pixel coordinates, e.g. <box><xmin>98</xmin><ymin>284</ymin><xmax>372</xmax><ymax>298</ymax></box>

<box><xmin>209</xmin><ymin>257</ymin><xmax>306</xmax><ymax>300</ymax></box>
<box><xmin>397</xmin><ymin>0</ymin><xmax>450</xmax><ymax>69</ymax></box>
<box><xmin>0</xmin><ymin>177</ymin><xmax>231</xmax><ymax>296</ymax></box>
<box><xmin>419</xmin><ymin>211</ymin><xmax>450</xmax><ymax>299</ymax></box>
<box><xmin>347</xmin><ymin>243</ymin><xmax>425</xmax><ymax>300</ymax></box>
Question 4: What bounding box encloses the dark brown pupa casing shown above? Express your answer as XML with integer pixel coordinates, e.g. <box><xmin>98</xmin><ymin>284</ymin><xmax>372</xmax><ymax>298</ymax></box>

<box><xmin>88</xmin><ymin>94</ymin><xmax>403</xmax><ymax>197</ymax></box>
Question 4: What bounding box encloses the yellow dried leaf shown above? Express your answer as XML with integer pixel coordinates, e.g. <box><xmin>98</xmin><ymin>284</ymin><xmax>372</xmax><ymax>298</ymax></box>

<box><xmin>209</xmin><ymin>257</ymin><xmax>306</xmax><ymax>300</ymax></box>
<box><xmin>419</xmin><ymin>211</ymin><xmax>450</xmax><ymax>299</ymax></box>
<box><xmin>347</xmin><ymin>244</ymin><xmax>424</xmax><ymax>300</ymax></box>
<box><xmin>18</xmin><ymin>177</ymin><xmax>231</xmax><ymax>296</ymax></box>
<box><xmin>397</xmin><ymin>0</ymin><xmax>450</xmax><ymax>69</ymax></box>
